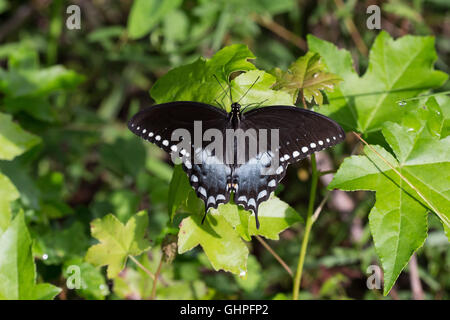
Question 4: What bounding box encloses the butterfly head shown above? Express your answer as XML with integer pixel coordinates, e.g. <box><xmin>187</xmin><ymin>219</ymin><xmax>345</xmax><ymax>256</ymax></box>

<box><xmin>231</xmin><ymin>102</ymin><xmax>241</xmax><ymax>114</ymax></box>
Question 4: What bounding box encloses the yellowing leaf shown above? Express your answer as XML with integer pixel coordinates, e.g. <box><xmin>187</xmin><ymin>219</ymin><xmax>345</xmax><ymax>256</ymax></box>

<box><xmin>271</xmin><ymin>51</ymin><xmax>342</xmax><ymax>105</ymax></box>
<box><xmin>85</xmin><ymin>211</ymin><xmax>151</xmax><ymax>278</ymax></box>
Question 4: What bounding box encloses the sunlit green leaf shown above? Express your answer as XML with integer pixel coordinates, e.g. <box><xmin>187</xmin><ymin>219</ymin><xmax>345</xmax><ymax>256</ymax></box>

<box><xmin>329</xmin><ymin>98</ymin><xmax>450</xmax><ymax>294</ymax></box>
<box><xmin>85</xmin><ymin>211</ymin><xmax>151</xmax><ymax>278</ymax></box>
<box><xmin>178</xmin><ymin>213</ymin><xmax>249</xmax><ymax>274</ymax></box>
<box><xmin>150</xmin><ymin>44</ymin><xmax>257</xmax><ymax>106</ymax></box>
<box><xmin>308</xmin><ymin>31</ymin><xmax>448</xmax><ymax>133</ymax></box>
<box><xmin>231</xmin><ymin>70</ymin><xmax>294</xmax><ymax>107</ymax></box>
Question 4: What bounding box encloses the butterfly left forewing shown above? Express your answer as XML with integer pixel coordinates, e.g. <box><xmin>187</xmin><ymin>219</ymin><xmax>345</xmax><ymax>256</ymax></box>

<box><xmin>128</xmin><ymin>101</ymin><xmax>228</xmax><ymax>154</ymax></box>
<box><xmin>128</xmin><ymin>101</ymin><xmax>233</xmax><ymax>220</ymax></box>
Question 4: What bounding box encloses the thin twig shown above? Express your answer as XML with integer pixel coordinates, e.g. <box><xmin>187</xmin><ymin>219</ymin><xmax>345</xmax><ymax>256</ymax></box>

<box><xmin>319</xmin><ymin>170</ymin><xmax>336</xmax><ymax>176</ymax></box>
<box><xmin>409</xmin><ymin>253</ymin><xmax>424</xmax><ymax>300</ymax></box>
<box><xmin>353</xmin><ymin>132</ymin><xmax>449</xmax><ymax>228</ymax></box>
<box><xmin>312</xmin><ymin>192</ymin><xmax>330</xmax><ymax>223</ymax></box>
<box><xmin>252</xmin><ymin>14</ymin><xmax>307</xmax><ymax>51</ymax></box>
<box><xmin>333</xmin><ymin>0</ymin><xmax>368</xmax><ymax>56</ymax></box>
<box><xmin>255</xmin><ymin>235</ymin><xmax>293</xmax><ymax>277</ymax></box>
<box><xmin>128</xmin><ymin>255</ymin><xmax>155</xmax><ymax>281</ymax></box>
<box><xmin>150</xmin><ymin>257</ymin><xmax>164</xmax><ymax>300</ymax></box>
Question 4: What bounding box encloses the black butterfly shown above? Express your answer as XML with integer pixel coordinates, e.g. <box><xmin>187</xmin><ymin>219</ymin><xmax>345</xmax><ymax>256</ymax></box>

<box><xmin>128</xmin><ymin>98</ymin><xmax>345</xmax><ymax>229</ymax></box>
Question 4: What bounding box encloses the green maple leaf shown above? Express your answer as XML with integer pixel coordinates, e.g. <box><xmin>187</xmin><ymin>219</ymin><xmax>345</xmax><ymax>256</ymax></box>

<box><xmin>178</xmin><ymin>213</ymin><xmax>249</xmax><ymax>274</ymax></box>
<box><xmin>308</xmin><ymin>31</ymin><xmax>448</xmax><ymax>133</ymax></box>
<box><xmin>0</xmin><ymin>112</ymin><xmax>41</xmax><ymax>161</ymax></box>
<box><xmin>151</xmin><ymin>44</ymin><xmax>256</xmax><ymax>105</ymax></box>
<box><xmin>230</xmin><ymin>70</ymin><xmax>293</xmax><ymax>107</ymax></box>
<box><xmin>0</xmin><ymin>212</ymin><xmax>61</xmax><ymax>300</ymax></box>
<box><xmin>329</xmin><ymin>98</ymin><xmax>449</xmax><ymax>294</ymax></box>
<box><xmin>271</xmin><ymin>51</ymin><xmax>342</xmax><ymax>105</ymax></box>
<box><xmin>85</xmin><ymin>211</ymin><xmax>151</xmax><ymax>278</ymax></box>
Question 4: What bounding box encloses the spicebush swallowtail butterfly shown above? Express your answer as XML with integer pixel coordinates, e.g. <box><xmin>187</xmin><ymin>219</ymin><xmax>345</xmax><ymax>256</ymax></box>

<box><xmin>128</xmin><ymin>99</ymin><xmax>345</xmax><ymax>229</ymax></box>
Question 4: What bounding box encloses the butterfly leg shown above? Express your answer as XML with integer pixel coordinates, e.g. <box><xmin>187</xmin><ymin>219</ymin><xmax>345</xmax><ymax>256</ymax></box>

<box><xmin>201</xmin><ymin>209</ymin><xmax>208</xmax><ymax>225</ymax></box>
<box><xmin>254</xmin><ymin>209</ymin><xmax>260</xmax><ymax>229</ymax></box>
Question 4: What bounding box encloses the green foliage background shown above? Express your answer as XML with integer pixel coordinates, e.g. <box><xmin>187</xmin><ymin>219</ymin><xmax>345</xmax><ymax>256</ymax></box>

<box><xmin>0</xmin><ymin>0</ymin><xmax>448</xmax><ymax>300</ymax></box>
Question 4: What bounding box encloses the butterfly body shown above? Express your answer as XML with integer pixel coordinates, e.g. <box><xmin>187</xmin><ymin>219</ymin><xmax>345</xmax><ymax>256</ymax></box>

<box><xmin>128</xmin><ymin>101</ymin><xmax>345</xmax><ymax>228</ymax></box>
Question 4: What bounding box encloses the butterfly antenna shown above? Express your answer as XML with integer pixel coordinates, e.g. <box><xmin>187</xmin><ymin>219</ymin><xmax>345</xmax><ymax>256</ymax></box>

<box><xmin>241</xmin><ymin>98</ymin><xmax>268</xmax><ymax>113</ymax></box>
<box><xmin>215</xmin><ymin>99</ymin><xmax>225</xmax><ymax>110</ymax></box>
<box><xmin>237</xmin><ymin>76</ymin><xmax>260</xmax><ymax>104</ymax></box>
<box><xmin>213</xmin><ymin>74</ymin><xmax>231</xmax><ymax>100</ymax></box>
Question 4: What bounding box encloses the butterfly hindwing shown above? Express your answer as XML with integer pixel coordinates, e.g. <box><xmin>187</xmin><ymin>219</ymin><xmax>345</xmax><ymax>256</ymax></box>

<box><xmin>232</xmin><ymin>152</ymin><xmax>281</xmax><ymax>229</ymax></box>
<box><xmin>185</xmin><ymin>146</ymin><xmax>232</xmax><ymax>216</ymax></box>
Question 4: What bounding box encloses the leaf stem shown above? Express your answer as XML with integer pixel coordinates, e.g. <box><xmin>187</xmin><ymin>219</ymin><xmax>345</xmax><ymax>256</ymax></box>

<box><xmin>293</xmin><ymin>153</ymin><xmax>319</xmax><ymax>300</ymax></box>
<box><xmin>128</xmin><ymin>255</ymin><xmax>155</xmax><ymax>281</ymax></box>
<box><xmin>150</xmin><ymin>257</ymin><xmax>164</xmax><ymax>300</ymax></box>
<box><xmin>255</xmin><ymin>235</ymin><xmax>293</xmax><ymax>277</ymax></box>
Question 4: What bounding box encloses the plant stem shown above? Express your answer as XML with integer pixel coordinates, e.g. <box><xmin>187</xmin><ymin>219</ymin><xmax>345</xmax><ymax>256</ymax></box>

<box><xmin>150</xmin><ymin>257</ymin><xmax>164</xmax><ymax>300</ymax></box>
<box><xmin>255</xmin><ymin>235</ymin><xmax>293</xmax><ymax>277</ymax></box>
<box><xmin>47</xmin><ymin>0</ymin><xmax>63</xmax><ymax>65</ymax></box>
<box><xmin>293</xmin><ymin>153</ymin><xmax>319</xmax><ymax>300</ymax></box>
<box><xmin>252</xmin><ymin>14</ymin><xmax>307</xmax><ymax>50</ymax></box>
<box><xmin>129</xmin><ymin>255</ymin><xmax>155</xmax><ymax>280</ymax></box>
<box><xmin>333</xmin><ymin>0</ymin><xmax>368</xmax><ymax>56</ymax></box>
